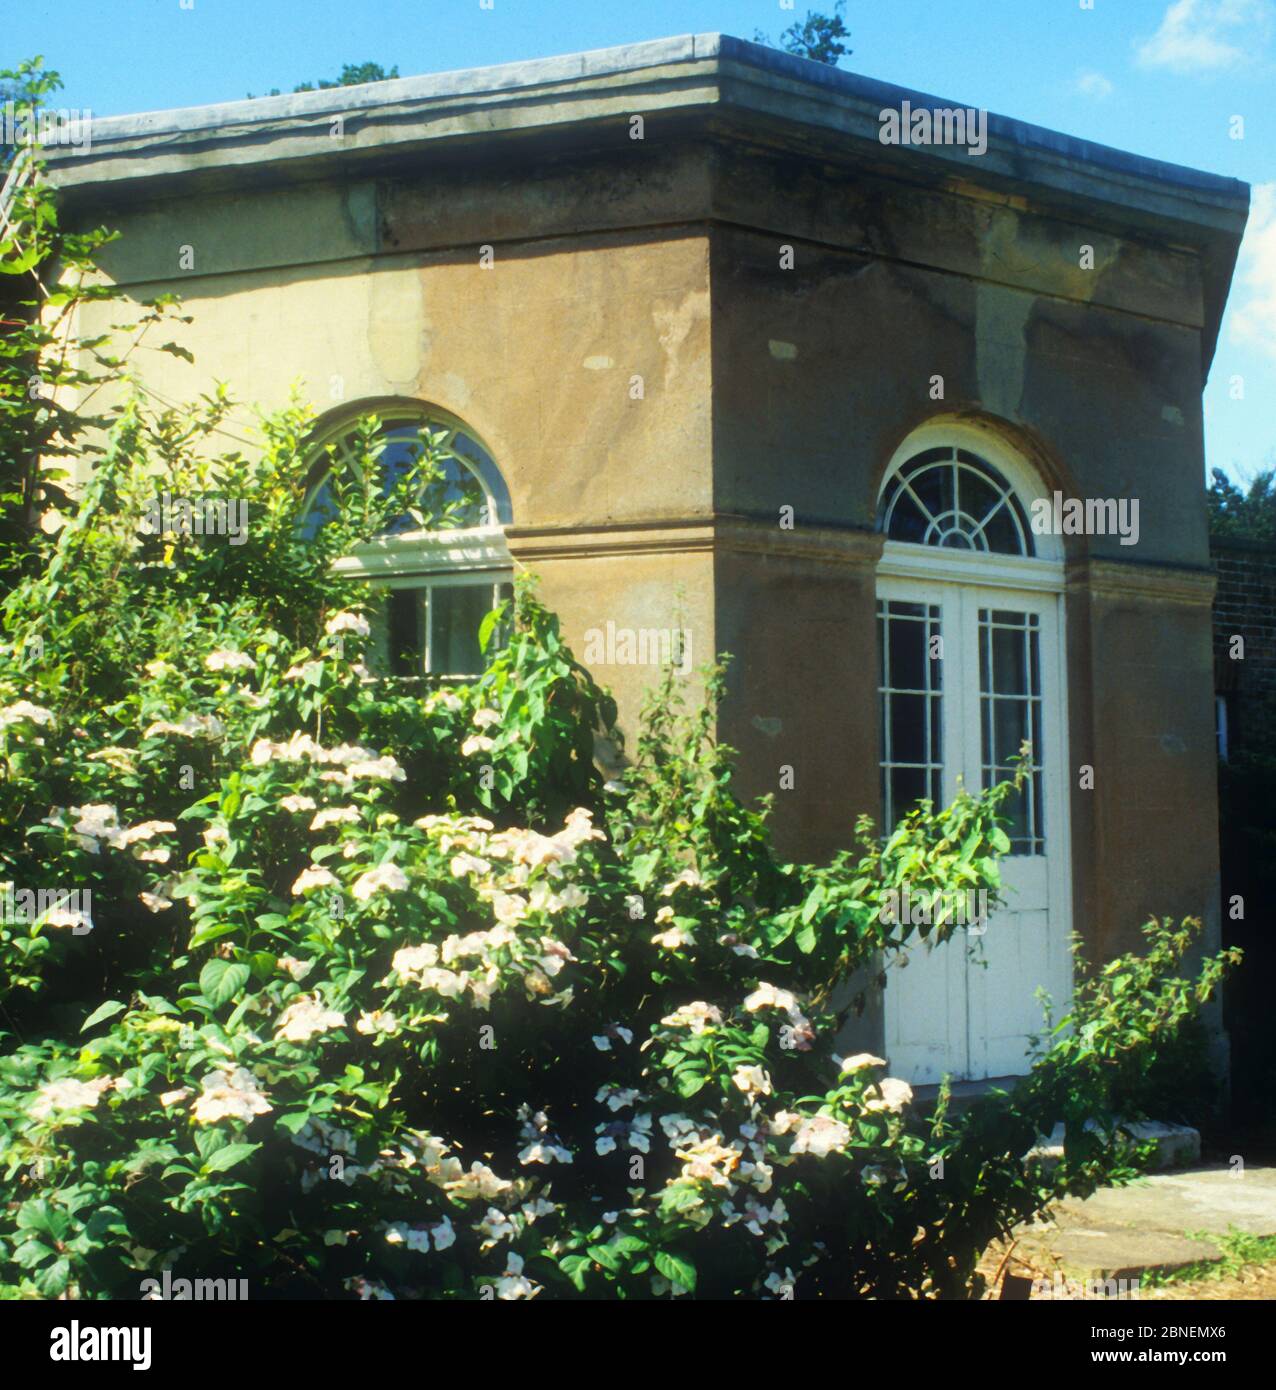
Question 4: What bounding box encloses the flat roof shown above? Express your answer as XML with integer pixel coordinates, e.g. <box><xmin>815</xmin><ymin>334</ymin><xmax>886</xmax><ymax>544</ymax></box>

<box><xmin>45</xmin><ymin>34</ymin><xmax>1247</xmax><ymax>212</ymax></box>
<box><xmin>61</xmin><ymin>33</ymin><xmax>1246</xmax><ymax>202</ymax></box>
<box><xmin>42</xmin><ymin>33</ymin><xmax>1248</xmax><ymax>371</ymax></box>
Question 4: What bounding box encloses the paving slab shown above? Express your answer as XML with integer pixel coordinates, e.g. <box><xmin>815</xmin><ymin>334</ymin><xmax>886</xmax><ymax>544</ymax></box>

<box><xmin>1014</xmin><ymin>1166</ymin><xmax>1276</xmax><ymax>1279</ymax></box>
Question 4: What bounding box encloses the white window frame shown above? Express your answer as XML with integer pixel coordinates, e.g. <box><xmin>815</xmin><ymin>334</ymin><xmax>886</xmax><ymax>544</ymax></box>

<box><xmin>877</xmin><ymin>419</ymin><xmax>1065</xmax><ymax>588</ymax></box>
<box><xmin>304</xmin><ymin>409</ymin><xmax>514</xmax><ymax>679</ymax></box>
<box><xmin>334</xmin><ymin>532</ymin><xmax>514</xmax><ymax>680</ymax></box>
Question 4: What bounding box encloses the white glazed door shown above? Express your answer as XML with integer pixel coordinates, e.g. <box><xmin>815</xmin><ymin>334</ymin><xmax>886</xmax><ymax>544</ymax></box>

<box><xmin>878</xmin><ymin>579</ymin><xmax>1070</xmax><ymax>1084</ymax></box>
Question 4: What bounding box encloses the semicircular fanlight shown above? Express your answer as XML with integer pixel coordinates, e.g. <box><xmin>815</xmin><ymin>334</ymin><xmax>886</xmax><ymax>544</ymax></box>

<box><xmin>878</xmin><ymin>446</ymin><xmax>1033</xmax><ymax>557</ymax></box>
<box><xmin>299</xmin><ymin>415</ymin><xmax>511</xmax><ymax>541</ymax></box>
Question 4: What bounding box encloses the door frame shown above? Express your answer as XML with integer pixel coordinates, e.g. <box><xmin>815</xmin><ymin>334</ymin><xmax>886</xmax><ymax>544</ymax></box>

<box><xmin>876</xmin><ymin>542</ymin><xmax>1073</xmax><ymax>1082</ymax></box>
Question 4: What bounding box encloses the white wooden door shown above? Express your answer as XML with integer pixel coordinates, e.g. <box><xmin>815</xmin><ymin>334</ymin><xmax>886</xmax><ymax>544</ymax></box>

<box><xmin>878</xmin><ymin>578</ymin><xmax>1071</xmax><ymax>1084</ymax></box>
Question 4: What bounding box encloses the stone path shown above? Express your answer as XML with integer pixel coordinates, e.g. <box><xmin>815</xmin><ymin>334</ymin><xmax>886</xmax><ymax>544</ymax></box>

<box><xmin>1012</xmin><ymin>1166</ymin><xmax>1276</xmax><ymax>1280</ymax></box>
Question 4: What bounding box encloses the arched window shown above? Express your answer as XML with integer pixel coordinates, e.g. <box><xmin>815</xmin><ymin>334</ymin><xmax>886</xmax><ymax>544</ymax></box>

<box><xmin>878</xmin><ymin>446</ymin><xmax>1034</xmax><ymax>557</ymax></box>
<box><xmin>300</xmin><ymin>407</ymin><xmax>513</xmax><ymax>680</ymax></box>
<box><xmin>875</xmin><ymin>433</ymin><xmax>1058</xmax><ymax>843</ymax></box>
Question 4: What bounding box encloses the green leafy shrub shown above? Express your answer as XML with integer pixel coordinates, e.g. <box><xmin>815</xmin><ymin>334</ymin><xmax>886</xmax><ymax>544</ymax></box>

<box><xmin>0</xmin><ymin>403</ymin><xmax>1238</xmax><ymax>1298</ymax></box>
<box><xmin>0</xmin><ymin>92</ymin><xmax>1240</xmax><ymax>1300</ymax></box>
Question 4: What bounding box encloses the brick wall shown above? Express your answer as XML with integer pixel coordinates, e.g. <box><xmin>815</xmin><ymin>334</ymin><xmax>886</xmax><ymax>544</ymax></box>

<box><xmin>1212</xmin><ymin>537</ymin><xmax>1276</xmax><ymax>759</ymax></box>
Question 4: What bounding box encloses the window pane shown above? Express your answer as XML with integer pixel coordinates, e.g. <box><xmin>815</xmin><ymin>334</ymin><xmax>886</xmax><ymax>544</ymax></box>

<box><xmin>878</xmin><ymin>448</ymin><xmax>1034</xmax><ymax>556</ymax></box>
<box><xmin>387</xmin><ymin>589</ymin><xmax>424</xmax><ymax>676</ymax></box>
<box><xmin>889</xmin><ymin>694</ymin><xmax>928</xmax><ymax>765</ymax></box>
<box><xmin>909</xmin><ymin>461</ymin><xmax>954</xmax><ymax>523</ymax></box>
<box><xmin>889</xmin><ymin>613</ymin><xmax>928</xmax><ymax>691</ymax></box>
<box><xmin>429</xmin><ymin>584</ymin><xmax>494</xmax><ymax>676</ymax></box>
<box><xmin>879</xmin><ymin>600</ymin><xmax>943</xmax><ymax>831</ymax></box>
<box><xmin>992</xmin><ymin>697</ymin><xmax>1029</xmax><ymax>764</ymax></box>
<box><xmin>887</xmin><ymin>491</ymin><xmax>929</xmax><ymax>544</ymax></box>
<box><xmin>992</xmin><ymin>624</ymin><xmax>1028</xmax><ymax>695</ymax></box>
<box><xmin>980</xmin><ymin>499</ymin><xmax>1022</xmax><ymax>555</ymax></box>
<box><xmin>993</xmin><ymin>774</ymin><xmax>1031</xmax><ymax>845</ymax></box>
<box><xmin>978</xmin><ymin>609</ymin><xmax>1044</xmax><ymax>855</ymax></box>
<box><xmin>889</xmin><ymin>766</ymin><xmax>928</xmax><ymax>819</ymax></box>
<box><xmin>956</xmin><ymin>467</ymin><xmax>1002</xmax><ymax>526</ymax></box>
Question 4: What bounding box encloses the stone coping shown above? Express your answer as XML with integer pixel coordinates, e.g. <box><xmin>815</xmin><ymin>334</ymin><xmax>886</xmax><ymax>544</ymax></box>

<box><xmin>45</xmin><ymin>33</ymin><xmax>1247</xmax><ymax>223</ymax></box>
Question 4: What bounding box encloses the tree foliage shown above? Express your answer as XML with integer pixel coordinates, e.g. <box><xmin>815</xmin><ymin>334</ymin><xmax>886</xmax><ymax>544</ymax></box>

<box><xmin>755</xmin><ymin>2</ymin><xmax>852</xmax><ymax>67</ymax></box>
<box><xmin>1208</xmin><ymin>465</ymin><xmax>1276</xmax><ymax>542</ymax></box>
<box><xmin>249</xmin><ymin>61</ymin><xmax>400</xmax><ymax>100</ymax></box>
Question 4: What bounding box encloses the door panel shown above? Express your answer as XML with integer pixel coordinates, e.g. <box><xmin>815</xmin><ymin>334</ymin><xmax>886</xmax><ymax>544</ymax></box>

<box><xmin>878</xmin><ymin>578</ymin><xmax>1071</xmax><ymax>1084</ymax></box>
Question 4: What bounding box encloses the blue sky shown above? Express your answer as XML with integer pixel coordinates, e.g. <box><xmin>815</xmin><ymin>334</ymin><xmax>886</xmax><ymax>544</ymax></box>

<box><xmin>7</xmin><ymin>0</ymin><xmax>1275</xmax><ymax>484</ymax></box>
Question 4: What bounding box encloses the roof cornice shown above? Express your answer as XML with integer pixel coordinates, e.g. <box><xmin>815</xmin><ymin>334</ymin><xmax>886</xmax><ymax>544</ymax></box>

<box><xmin>42</xmin><ymin>33</ymin><xmax>1249</xmax><ymax>376</ymax></box>
<box><xmin>44</xmin><ymin>34</ymin><xmax>1248</xmax><ymax>213</ymax></box>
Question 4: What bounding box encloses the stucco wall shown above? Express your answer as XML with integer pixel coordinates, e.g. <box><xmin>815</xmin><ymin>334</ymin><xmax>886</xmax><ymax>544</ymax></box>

<box><xmin>76</xmin><ymin>176</ymin><xmax>716</xmax><ymax>734</ymax></box>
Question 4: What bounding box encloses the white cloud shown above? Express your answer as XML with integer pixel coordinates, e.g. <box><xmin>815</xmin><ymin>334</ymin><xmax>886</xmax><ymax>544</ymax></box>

<box><xmin>1231</xmin><ymin>183</ymin><xmax>1276</xmax><ymax>359</ymax></box>
<box><xmin>1075</xmin><ymin>70</ymin><xmax>1115</xmax><ymax>99</ymax></box>
<box><xmin>1135</xmin><ymin>0</ymin><xmax>1273</xmax><ymax>73</ymax></box>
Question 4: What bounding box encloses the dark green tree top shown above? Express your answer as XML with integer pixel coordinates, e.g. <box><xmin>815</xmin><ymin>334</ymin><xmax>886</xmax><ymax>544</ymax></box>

<box><xmin>249</xmin><ymin>61</ymin><xmax>399</xmax><ymax>99</ymax></box>
<box><xmin>1209</xmin><ymin>466</ymin><xmax>1276</xmax><ymax>542</ymax></box>
<box><xmin>755</xmin><ymin>2</ymin><xmax>852</xmax><ymax>66</ymax></box>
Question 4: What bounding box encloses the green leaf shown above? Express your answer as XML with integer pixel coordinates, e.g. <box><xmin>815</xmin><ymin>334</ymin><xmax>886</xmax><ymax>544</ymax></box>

<box><xmin>658</xmin><ymin>1183</ymin><xmax>703</xmax><ymax>1217</ymax></box>
<box><xmin>35</xmin><ymin>1256</ymin><xmax>71</xmax><ymax>1297</ymax></box>
<box><xmin>194</xmin><ymin>1127</ymin><xmax>229</xmax><ymax>1159</ymax></box>
<box><xmin>189</xmin><ymin>920</ymin><xmax>240</xmax><ymax>949</ymax></box>
<box><xmin>12</xmin><ymin>1238</ymin><xmax>53</xmax><ymax>1269</ymax></box>
<box><xmin>558</xmin><ymin>1254</ymin><xmax>590</xmax><ymax>1291</ymax></box>
<box><xmin>84</xmin><ymin>1206</ymin><xmax>130</xmax><ymax>1241</ymax></box>
<box><xmin>478</xmin><ymin>606</ymin><xmax>503</xmax><ymax>655</ymax></box>
<box><xmin>630</xmin><ymin>852</ymin><xmax>661</xmax><ymax>891</ymax></box>
<box><xmin>136</xmin><ymin>993</ymin><xmax>179</xmax><ymax>1015</ymax></box>
<box><xmin>586</xmin><ymin>1243</ymin><xmax>622</xmax><ymax>1272</ymax></box>
<box><xmin>199</xmin><ymin>959</ymin><xmax>251</xmax><ymax>1007</ymax></box>
<box><xmin>653</xmin><ymin>1250</ymin><xmax>697</xmax><ymax>1292</ymax></box>
<box><xmin>17</xmin><ymin>1200</ymin><xmax>68</xmax><ymax>1240</ymax></box>
<box><xmin>202</xmin><ymin>1142</ymin><xmax>259</xmax><ymax>1173</ymax></box>
<box><xmin>675</xmin><ymin>1070</ymin><xmax>707</xmax><ymax>1099</ymax></box>
<box><xmin>80</xmin><ymin>999</ymin><xmax>127</xmax><ymax>1032</ymax></box>
<box><xmin>800</xmin><ymin>882</ymin><xmax>826</xmax><ymax>924</ymax></box>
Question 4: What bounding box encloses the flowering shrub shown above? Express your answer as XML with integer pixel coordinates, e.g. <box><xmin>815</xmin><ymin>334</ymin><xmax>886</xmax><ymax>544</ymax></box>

<box><xmin>0</xmin><ymin>104</ymin><xmax>1238</xmax><ymax>1300</ymax></box>
<box><xmin>0</xmin><ymin>400</ymin><xmax>1238</xmax><ymax>1299</ymax></box>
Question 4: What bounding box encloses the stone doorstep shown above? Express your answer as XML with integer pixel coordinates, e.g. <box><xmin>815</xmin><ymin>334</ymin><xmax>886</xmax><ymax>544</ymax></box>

<box><xmin>1024</xmin><ymin>1120</ymin><xmax>1202</xmax><ymax>1171</ymax></box>
<box><xmin>913</xmin><ymin>1088</ymin><xmax>1201</xmax><ymax>1172</ymax></box>
<box><xmin>1012</xmin><ymin>1166</ymin><xmax>1276</xmax><ymax>1282</ymax></box>
<box><xmin>1014</xmin><ymin>1225</ymin><xmax>1223</xmax><ymax>1282</ymax></box>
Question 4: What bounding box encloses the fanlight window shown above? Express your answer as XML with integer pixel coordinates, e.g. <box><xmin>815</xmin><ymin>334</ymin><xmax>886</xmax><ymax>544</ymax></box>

<box><xmin>878</xmin><ymin>446</ymin><xmax>1033</xmax><ymax>557</ymax></box>
<box><xmin>300</xmin><ymin>411</ymin><xmax>513</xmax><ymax>681</ymax></box>
<box><xmin>300</xmin><ymin>416</ymin><xmax>511</xmax><ymax>541</ymax></box>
